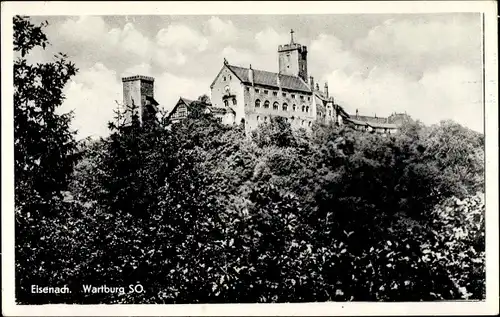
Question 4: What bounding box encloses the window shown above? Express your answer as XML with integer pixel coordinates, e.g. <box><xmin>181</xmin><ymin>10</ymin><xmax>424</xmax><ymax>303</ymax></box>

<box><xmin>229</xmin><ymin>75</ymin><xmax>232</xmax><ymax>80</ymax></box>
<box><xmin>264</xmin><ymin>100</ymin><xmax>270</xmax><ymax>109</ymax></box>
<box><xmin>308</xmin><ymin>121</ymin><xmax>312</xmax><ymax>127</ymax></box>
<box><xmin>255</xmin><ymin>88</ymin><xmax>260</xmax><ymax>93</ymax></box>
<box><xmin>255</xmin><ymin>99</ymin><xmax>261</xmax><ymax>108</ymax></box>
<box><xmin>300</xmin><ymin>95</ymin><xmax>304</xmax><ymax>100</ymax></box>
<box><xmin>291</xmin><ymin>94</ymin><xmax>295</xmax><ymax>99</ymax></box>
<box><xmin>292</xmin><ymin>104</ymin><xmax>296</xmax><ymax>112</ymax></box>
<box><xmin>282</xmin><ymin>103</ymin><xmax>288</xmax><ymax>111</ymax></box>
<box><xmin>224</xmin><ymin>100</ymin><xmax>229</xmax><ymax>107</ymax></box>
<box><xmin>273</xmin><ymin>91</ymin><xmax>278</xmax><ymax>96</ymax></box>
<box><xmin>273</xmin><ymin>102</ymin><xmax>279</xmax><ymax>110</ymax></box>
<box><xmin>223</xmin><ymin>76</ymin><xmax>226</xmax><ymax>81</ymax></box>
<box><xmin>302</xmin><ymin>105</ymin><xmax>305</xmax><ymax>112</ymax></box>
<box><xmin>302</xmin><ymin>120</ymin><xmax>305</xmax><ymax>126</ymax></box>
<box><xmin>306</xmin><ymin>106</ymin><xmax>309</xmax><ymax>113</ymax></box>
<box><xmin>264</xmin><ymin>90</ymin><xmax>268</xmax><ymax>95</ymax></box>
<box><xmin>174</xmin><ymin>106</ymin><xmax>187</xmax><ymax>119</ymax></box>
<box><xmin>256</xmin><ymin>115</ymin><xmax>260</xmax><ymax>121</ymax></box>
<box><xmin>329</xmin><ymin>110</ymin><xmax>332</xmax><ymax>116</ymax></box>
<box><xmin>246</xmin><ymin>87</ymin><xmax>250</xmax><ymax>91</ymax></box>
<box><xmin>264</xmin><ymin>116</ymin><xmax>268</xmax><ymax>122</ymax></box>
<box><xmin>308</xmin><ymin>97</ymin><xmax>311</xmax><ymax>101</ymax></box>
<box><xmin>282</xmin><ymin>93</ymin><xmax>286</xmax><ymax>97</ymax></box>
<box><xmin>232</xmin><ymin>98</ymin><xmax>237</xmax><ymax>105</ymax></box>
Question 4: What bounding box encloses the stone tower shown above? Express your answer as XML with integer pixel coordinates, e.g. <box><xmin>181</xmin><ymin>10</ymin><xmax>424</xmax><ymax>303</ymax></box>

<box><xmin>122</xmin><ymin>75</ymin><xmax>158</xmax><ymax>125</ymax></box>
<box><xmin>278</xmin><ymin>29</ymin><xmax>308</xmax><ymax>82</ymax></box>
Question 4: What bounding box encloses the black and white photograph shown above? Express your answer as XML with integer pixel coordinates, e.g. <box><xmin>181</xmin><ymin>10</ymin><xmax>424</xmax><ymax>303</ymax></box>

<box><xmin>2</xmin><ymin>1</ymin><xmax>498</xmax><ymax>316</ymax></box>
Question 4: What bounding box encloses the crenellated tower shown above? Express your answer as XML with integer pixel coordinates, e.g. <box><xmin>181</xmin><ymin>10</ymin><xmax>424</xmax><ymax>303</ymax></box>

<box><xmin>278</xmin><ymin>29</ymin><xmax>308</xmax><ymax>82</ymax></box>
<box><xmin>122</xmin><ymin>75</ymin><xmax>159</xmax><ymax>126</ymax></box>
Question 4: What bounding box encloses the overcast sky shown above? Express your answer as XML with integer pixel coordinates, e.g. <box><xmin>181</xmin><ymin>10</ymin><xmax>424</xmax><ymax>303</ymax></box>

<box><xmin>27</xmin><ymin>14</ymin><xmax>483</xmax><ymax>138</ymax></box>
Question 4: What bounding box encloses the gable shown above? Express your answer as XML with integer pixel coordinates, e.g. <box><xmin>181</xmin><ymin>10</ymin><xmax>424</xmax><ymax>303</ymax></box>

<box><xmin>210</xmin><ymin>64</ymin><xmax>243</xmax><ymax>89</ymax></box>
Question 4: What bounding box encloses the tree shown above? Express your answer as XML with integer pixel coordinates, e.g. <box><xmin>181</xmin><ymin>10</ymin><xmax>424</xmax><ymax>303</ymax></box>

<box><xmin>198</xmin><ymin>94</ymin><xmax>211</xmax><ymax>104</ymax></box>
<box><xmin>14</xmin><ymin>15</ymin><xmax>80</xmax><ymax>304</ymax></box>
<box><xmin>14</xmin><ymin>15</ymin><xmax>79</xmax><ymax>213</ymax></box>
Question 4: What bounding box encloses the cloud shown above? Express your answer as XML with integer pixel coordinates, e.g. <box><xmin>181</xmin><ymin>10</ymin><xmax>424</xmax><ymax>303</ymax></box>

<box><xmin>221</xmin><ymin>46</ymin><xmax>254</xmax><ymax>66</ymax></box>
<box><xmin>58</xmin><ymin>16</ymin><xmax>108</xmax><ymax>44</ymax></box>
<box><xmin>59</xmin><ymin>63</ymin><xmax>121</xmax><ymax>139</ymax></box>
<box><xmin>309</xmin><ymin>33</ymin><xmax>363</xmax><ymax>77</ymax></box>
<box><xmin>121</xmin><ymin>64</ymin><xmax>210</xmax><ymax>113</ymax></box>
<box><xmin>354</xmin><ymin>16</ymin><xmax>482</xmax><ymax>75</ymax></box>
<box><xmin>325</xmin><ymin>64</ymin><xmax>483</xmax><ymax>132</ymax></box>
<box><xmin>43</xmin><ymin>15</ymin><xmax>482</xmax><ymax>135</ymax></box>
<box><xmin>156</xmin><ymin>24</ymin><xmax>208</xmax><ymax>52</ymax></box>
<box><xmin>206</xmin><ymin>16</ymin><xmax>238</xmax><ymax>42</ymax></box>
<box><xmin>53</xmin><ymin>16</ymin><xmax>204</xmax><ymax>72</ymax></box>
<box><xmin>255</xmin><ymin>27</ymin><xmax>284</xmax><ymax>52</ymax></box>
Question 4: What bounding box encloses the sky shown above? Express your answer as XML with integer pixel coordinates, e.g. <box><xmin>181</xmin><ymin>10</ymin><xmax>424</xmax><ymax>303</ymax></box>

<box><xmin>26</xmin><ymin>13</ymin><xmax>483</xmax><ymax>139</ymax></box>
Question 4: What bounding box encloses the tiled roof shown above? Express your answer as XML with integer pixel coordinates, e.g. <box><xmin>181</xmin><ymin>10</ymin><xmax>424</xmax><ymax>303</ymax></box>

<box><xmin>314</xmin><ymin>90</ymin><xmax>329</xmax><ymax>101</ymax></box>
<box><xmin>314</xmin><ymin>94</ymin><xmax>326</xmax><ymax>114</ymax></box>
<box><xmin>227</xmin><ymin>64</ymin><xmax>312</xmax><ymax>93</ymax></box>
<box><xmin>179</xmin><ymin>97</ymin><xmax>195</xmax><ymax>106</ymax></box>
<box><xmin>368</xmin><ymin>122</ymin><xmax>398</xmax><ymax>129</ymax></box>
<box><xmin>345</xmin><ymin>117</ymin><xmax>397</xmax><ymax>129</ymax></box>
<box><xmin>207</xmin><ymin>106</ymin><xmax>235</xmax><ymax>115</ymax></box>
<box><xmin>354</xmin><ymin>115</ymin><xmax>389</xmax><ymax>125</ymax></box>
<box><xmin>345</xmin><ymin>117</ymin><xmax>369</xmax><ymax>126</ymax></box>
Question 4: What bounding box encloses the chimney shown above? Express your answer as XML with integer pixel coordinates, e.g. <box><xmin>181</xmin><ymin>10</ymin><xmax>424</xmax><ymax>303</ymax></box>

<box><xmin>356</xmin><ymin>109</ymin><xmax>359</xmax><ymax>119</ymax></box>
<box><xmin>309</xmin><ymin>76</ymin><xmax>314</xmax><ymax>90</ymax></box>
<box><xmin>249</xmin><ymin>64</ymin><xmax>254</xmax><ymax>86</ymax></box>
<box><xmin>324</xmin><ymin>82</ymin><xmax>329</xmax><ymax>98</ymax></box>
<box><xmin>276</xmin><ymin>73</ymin><xmax>281</xmax><ymax>89</ymax></box>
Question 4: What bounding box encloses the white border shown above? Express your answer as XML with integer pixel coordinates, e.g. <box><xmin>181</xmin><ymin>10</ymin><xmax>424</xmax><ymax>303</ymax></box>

<box><xmin>2</xmin><ymin>1</ymin><xmax>498</xmax><ymax>316</ymax></box>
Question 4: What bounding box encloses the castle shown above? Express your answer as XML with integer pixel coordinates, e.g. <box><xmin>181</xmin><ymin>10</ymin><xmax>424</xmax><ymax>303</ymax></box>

<box><xmin>122</xmin><ymin>30</ymin><xmax>409</xmax><ymax>135</ymax></box>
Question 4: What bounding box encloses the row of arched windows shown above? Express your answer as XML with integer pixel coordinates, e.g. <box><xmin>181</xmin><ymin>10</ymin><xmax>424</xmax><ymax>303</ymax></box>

<box><xmin>255</xmin><ymin>99</ymin><xmax>309</xmax><ymax>113</ymax></box>
<box><xmin>255</xmin><ymin>115</ymin><xmax>312</xmax><ymax>127</ymax></box>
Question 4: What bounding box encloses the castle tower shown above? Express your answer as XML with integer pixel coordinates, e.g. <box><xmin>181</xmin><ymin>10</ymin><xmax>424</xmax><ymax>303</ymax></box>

<box><xmin>278</xmin><ymin>29</ymin><xmax>308</xmax><ymax>82</ymax></box>
<box><xmin>122</xmin><ymin>75</ymin><xmax>158</xmax><ymax>125</ymax></box>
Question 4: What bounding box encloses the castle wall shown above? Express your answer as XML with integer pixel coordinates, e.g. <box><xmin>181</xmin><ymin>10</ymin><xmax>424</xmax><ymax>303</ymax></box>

<box><xmin>243</xmin><ymin>84</ymin><xmax>316</xmax><ymax>133</ymax></box>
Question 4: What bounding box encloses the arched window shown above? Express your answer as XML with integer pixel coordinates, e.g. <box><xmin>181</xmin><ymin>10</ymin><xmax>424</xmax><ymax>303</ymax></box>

<box><xmin>306</xmin><ymin>106</ymin><xmax>309</xmax><ymax>113</ymax></box>
<box><xmin>264</xmin><ymin>116</ymin><xmax>268</xmax><ymax>122</ymax></box>
<box><xmin>292</xmin><ymin>104</ymin><xmax>296</xmax><ymax>112</ymax></box>
<box><xmin>256</xmin><ymin>115</ymin><xmax>260</xmax><ymax>121</ymax></box>
<box><xmin>302</xmin><ymin>105</ymin><xmax>305</xmax><ymax>112</ymax></box>
<box><xmin>264</xmin><ymin>100</ymin><xmax>270</xmax><ymax>109</ymax></box>
<box><xmin>282</xmin><ymin>103</ymin><xmax>288</xmax><ymax>111</ymax></box>
<box><xmin>273</xmin><ymin>101</ymin><xmax>279</xmax><ymax>110</ymax></box>
<box><xmin>255</xmin><ymin>99</ymin><xmax>261</xmax><ymax>108</ymax></box>
<box><xmin>224</xmin><ymin>100</ymin><xmax>229</xmax><ymax>107</ymax></box>
<box><xmin>308</xmin><ymin>121</ymin><xmax>312</xmax><ymax>127</ymax></box>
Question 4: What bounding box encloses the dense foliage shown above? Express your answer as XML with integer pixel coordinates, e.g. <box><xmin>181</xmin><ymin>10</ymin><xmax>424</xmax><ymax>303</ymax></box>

<box><xmin>15</xmin><ymin>16</ymin><xmax>486</xmax><ymax>304</ymax></box>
